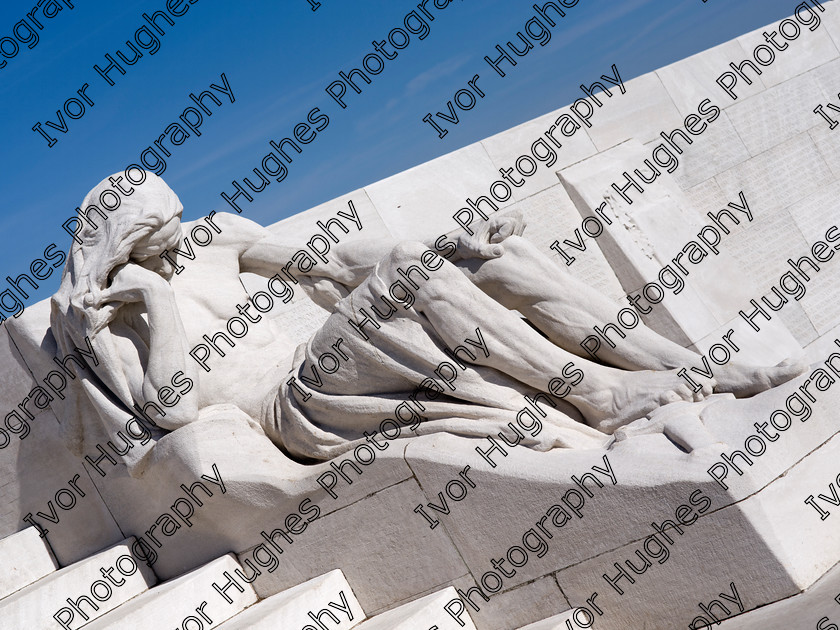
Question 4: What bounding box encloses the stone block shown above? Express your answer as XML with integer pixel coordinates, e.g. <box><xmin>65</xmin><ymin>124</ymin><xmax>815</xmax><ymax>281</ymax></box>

<box><xmin>217</xmin><ymin>569</ymin><xmax>364</xmax><ymax>629</ymax></box>
<box><xmin>554</xmin><ymin>500</ymin><xmax>798</xmax><ymax>630</ymax></box>
<box><xmin>404</xmin><ymin>431</ymin><xmax>735</xmax><ymax>593</ymax></box>
<box><xmin>717</xmin><ymin>555</ymin><xmax>840</xmax><ymax>629</ymax></box>
<box><xmin>0</xmin><ymin>537</ymin><xmax>156</xmax><ymax>630</ymax></box>
<box><xmin>481</xmin><ymin>106</ymin><xmax>598</xmax><ymax>199</ymax></box>
<box><xmin>504</xmin><ymin>186</ymin><xmax>625</xmax><ymax>302</ymax></box>
<box><xmin>365</xmin><ymin>142</ymin><xmax>509</xmax><ymax>242</ymax></box>
<box><xmin>584</xmin><ymin>73</ymin><xmax>683</xmax><ymax>152</ymax></box>
<box><xmin>553</xmin><ymin>425</ymin><xmax>840</xmax><ymax>629</ymax></box>
<box><xmin>356</xmin><ymin>587</ymin><xmax>475</xmax><ymax>630</ymax></box>
<box><xmin>268</xmin><ymin>187</ymin><xmax>393</xmax><ymax>244</ymax></box>
<box><xmin>87</xmin><ymin>414</ymin><xmax>414</xmax><ymax>580</ymax></box>
<box><xmin>1</xmin><ymin>300</ymin><xmax>134</xmax><ymax>564</ymax></box>
<box><xmin>85</xmin><ymin>554</ymin><xmax>257</xmax><ymax>630</ymax></box>
<box><xmin>713</xmin><ymin>132</ymin><xmax>834</xmax><ymax>216</ymax></box>
<box><xmin>824</xmin><ymin>0</ymin><xmax>840</xmax><ymax>56</ymax></box>
<box><xmin>789</xmin><ymin>178</ymin><xmax>840</xmax><ymax>247</ymax></box>
<box><xmin>700</xmin><ymin>199</ymin><xmax>816</xmax><ymax>349</ymax></box>
<box><xmin>0</xmin><ymin>402</ymin><xmax>123</xmax><ymax>566</ymax></box>
<box><xmin>809</xmin><ymin>57</ymin><xmax>840</xmax><ymax>106</ymax></box>
<box><xmin>726</xmin><ymin>72</ymin><xmax>826</xmax><ymax>156</ymax></box>
<box><xmin>0</xmin><ymin>325</ymin><xmax>37</xmax><ymax>412</ymax></box>
<box><xmin>666</xmin><ymin>111</ymin><xmax>752</xmax><ymax>190</ymax></box>
<box><xmin>238</xmin><ymin>479</ymin><xmax>469</xmax><ymax>613</ymax></box>
<box><xmin>0</xmin><ymin>527</ymin><xmax>58</xmax><ymax>600</ymax></box>
<box><xmin>804</xmin><ymin>322</ymin><xmax>840</xmax><ymax>363</ymax></box>
<box><xmin>681</xmin><ymin>178</ymin><xmax>730</xmax><ymax>217</ymax></box>
<box><xmin>517</xmin><ymin>609</ymin><xmax>577</xmax><ymax>630</ymax></box>
<box><xmin>679</xmin><ymin>371</ymin><xmax>840</xmax><ymax>501</ymax></box>
<box><xmin>809</xmin><ymin>117</ymin><xmax>840</xmax><ymax>181</ymax></box>
<box><xmin>558</xmin><ymin>141</ymin><xmax>758</xmax><ymax>345</ymax></box>
<box><xmin>688</xmin><ymin>313</ymin><xmax>803</xmax><ymax>368</ymax></box>
<box><xmin>447</xmin><ymin>574</ymin><xmax>569</xmax><ymax>630</ymax></box>
<box><xmin>657</xmin><ymin>40</ymin><xmax>767</xmax><ymax>115</ymax></box>
<box><xmin>734</xmin><ymin>15</ymin><xmax>839</xmax><ymax>91</ymax></box>
<box><xmin>733</xmin><ymin>431</ymin><xmax>840</xmax><ymax>588</ymax></box>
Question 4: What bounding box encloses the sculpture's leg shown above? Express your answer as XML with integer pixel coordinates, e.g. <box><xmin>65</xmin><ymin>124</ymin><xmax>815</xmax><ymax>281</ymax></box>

<box><xmin>356</xmin><ymin>241</ymin><xmax>706</xmax><ymax>432</ymax></box>
<box><xmin>454</xmin><ymin>235</ymin><xmax>806</xmax><ymax>397</ymax></box>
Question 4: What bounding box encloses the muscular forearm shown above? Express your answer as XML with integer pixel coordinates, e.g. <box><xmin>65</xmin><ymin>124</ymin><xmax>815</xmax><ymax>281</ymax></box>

<box><xmin>141</xmin><ymin>290</ymin><xmax>198</xmax><ymax>427</ymax></box>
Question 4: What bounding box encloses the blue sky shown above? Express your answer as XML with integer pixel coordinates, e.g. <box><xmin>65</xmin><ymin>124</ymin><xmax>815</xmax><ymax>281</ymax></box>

<box><xmin>0</xmin><ymin>0</ymin><xmax>803</xmax><ymax>310</ymax></box>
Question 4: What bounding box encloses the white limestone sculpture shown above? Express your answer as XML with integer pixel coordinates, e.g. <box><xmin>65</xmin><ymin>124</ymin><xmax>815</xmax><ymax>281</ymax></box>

<box><xmin>47</xmin><ymin>172</ymin><xmax>804</xmax><ymax>471</ymax></box>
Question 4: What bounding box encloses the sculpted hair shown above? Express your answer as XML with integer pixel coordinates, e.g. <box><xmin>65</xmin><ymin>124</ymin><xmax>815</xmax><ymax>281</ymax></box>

<box><xmin>52</xmin><ymin>171</ymin><xmax>183</xmax><ymax>338</ymax></box>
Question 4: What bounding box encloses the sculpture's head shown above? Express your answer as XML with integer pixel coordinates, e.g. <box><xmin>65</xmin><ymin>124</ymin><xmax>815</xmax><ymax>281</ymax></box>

<box><xmin>53</xmin><ymin>171</ymin><xmax>184</xmax><ymax>335</ymax></box>
<box><xmin>127</xmin><ymin>205</ymin><xmax>183</xmax><ymax>281</ymax></box>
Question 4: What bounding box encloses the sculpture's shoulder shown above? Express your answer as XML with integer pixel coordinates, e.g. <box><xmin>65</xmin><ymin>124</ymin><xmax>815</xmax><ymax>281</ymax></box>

<box><xmin>182</xmin><ymin>211</ymin><xmax>270</xmax><ymax>254</ymax></box>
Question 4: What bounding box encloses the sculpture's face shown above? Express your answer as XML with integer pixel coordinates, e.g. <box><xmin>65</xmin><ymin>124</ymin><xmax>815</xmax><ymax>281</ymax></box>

<box><xmin>130</xmin><ymin>215</ymin><xmax>183</xmax><ymax>281</ymax></box>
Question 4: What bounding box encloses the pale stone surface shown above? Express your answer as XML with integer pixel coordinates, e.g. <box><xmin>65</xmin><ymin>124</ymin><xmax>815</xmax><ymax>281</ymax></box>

<box><xmin>809</xmin><ymin>115</ymin><xmax>840</xmax><ymax>180</ymax></box>
<box><xmin>554</xmin><ymin>499</ymin><xmax>800</xmax><ymax>630</ymax></box>
<box><xmin>86</xmin><ymin>414</ymin><xmax>414</xmax><ymax>580</ymax></box>
<box><xmin>713</xmin><ymin>132</ymin><xmax>834</xmax><ymax>216</ymax></box>
<box><xmin>659</xmin><ymin>373</ymin><xmax>840</xmax><ymax>502</ymax></box>
<box><xmin>717</xmin><ymin>554</ymin><xmax>840</xmax><ymax>629</ymax></box>
<box><xmin>681</xmin><ymin>178</ymin><xmax>731</xmax><ymax>218</ymax></box>
<box><xmin>707</xmin><ymin>203</ymin><xmax>816</xmax><ymax>347</ymax></box>
<box><xmin>553</xmin><ymin>417</ymin><xmax>840</xmax><ymax>630</ymax></box>
<box><xmin>688</xmin><ymin>314</ymin><xmax>804</xmax><ymax>368</ymax></box>
<box><xmin>217</xmin><ymin>570</ymin><xmax>364</xmax><ymax>630</ymax></box>
<box><xmin>0</xmin><ymin>325</ymin><xmax>37</xmax><ymax>413</ymax></box>
<box><xmin>0</xmin><ymin>527</ymin><xmax>58</xmax><ymax>600</ymax></box>
<box><xmin>364</xmin><ymin>141</ymin><xmax>508</xmax><ymax>241</ymax></box>
<box><xmin>0</xmin><ymin>388</ymin><xmax>123</xmax><ymax>566</ymax></box>
<box><xmin>0</xmin><ymin>537</ymin><xmax>156</xmax><ymax>630</ymax></box>
<box><xmin>734</xmin><ymin>16</ymin><xmax>840</xmax><ymax>91</ymax></box>
<box><xmin>734</xmin><ymin>431</ymin><xmax>840</xmax><ymax>589</ymax></box>
<box><xmin>726</xmin><ymin>72</ymin><xmax>826</xmax><ymax>156</ymax></box>
<box><xmin>355</xmin><ymin>587</ymin><xmax>475</xmax><ymax>630</ymax></box>
<box><xmin>558</xmin><ymin>140</ymin><xmax>761</xmax><ymax>345</ymax></box>
<box><xmin>238</xmin><ymin>479</ymin><xmax>470</xmax><ymax>612</ymax></box>
<box><xmin>238</xmin><ymin>270</ymin><xmax>330</xmax><ymax>350</ymax></box>
<box><xmin>788</xmin><ymin>180</ymin><xmax>840</xmax><ymax>244</ymax></box>
<box><xmin>583</xmin><ymin>74</ymin><xmax>684</xmax><ymax>152</ymax></box>
<box><xmin>404</xmin><ymin>431</ymin><xmax>734</xmax><ymax>591</ymax></box>
<box><xmin>517</xmin><ymin>609</ymin><xmax>577</xmax><ymax>630</ymax></box>
<box><xmin>503</xmin><ymin>186</ymin><xmax>626</xmax><ymax>302</ymax></box>
<box><xmin>481</xmin><ymin>105</ymin><xmax>599</xmax><ymax>199</ymax></box>
<box><xmin>447</xmin><ymin>575</ymin><xmax>570</xmax><ymax>630</ymax></box>
<box><xmin>656</xmin><ymin>40</ymin><xmax>768</xmax><ymax>115</ymax></box>
<box><xmin>824</xmin><ymin>0</ymin><xmax>840</xmax><ymax>58</ymax></box>
<box><xmin>803</xmin><ymin>322</ymin><xmax>840</xmax><ymax>363</ymax></box>
<box><xmin>268</xmin><ymin>187</ymin><xmax>394</xmax><ymax>246</ymax></box>
<box><xmin>810</xmin><ymin>57</ymin><xmax>840</xmax><ymax>103</ymax></box>
<box><xmin>86</xmin><ymin>554</ymin><xmax>256</xmax><ymax>630</ymax></box>
<box><xmin>665</xmin><ymin>111</ymin><xmax>752</xmax><ymax>190</ymax></box>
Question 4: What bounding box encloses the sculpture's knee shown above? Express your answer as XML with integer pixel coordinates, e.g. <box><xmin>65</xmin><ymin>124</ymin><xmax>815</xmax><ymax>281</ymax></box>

<box><xmin>498</xmin><ymin>234</ymin><xmax>538</xmax><ymax>261</ymax></box>
<box><xmin>386</xmin><ymin>240</ymin><xmax>429</xmax><ymax>267</ymax></box>
<box><xmin>381</xmin><ymin>240</ymin><xmax>461</xmax><ymax>303</ymax></box>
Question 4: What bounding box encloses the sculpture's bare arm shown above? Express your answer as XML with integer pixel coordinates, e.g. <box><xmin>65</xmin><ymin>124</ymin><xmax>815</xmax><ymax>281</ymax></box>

<box><xmin>100</xmin><ymin>265</ymin><xmax>199</xmax><ymax>428</ymax></box>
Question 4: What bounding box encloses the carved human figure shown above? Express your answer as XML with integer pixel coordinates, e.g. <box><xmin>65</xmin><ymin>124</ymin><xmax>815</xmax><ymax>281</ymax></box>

<box><xmin>50</xmin><ymin>174</ymin><xmax>804</xmax><ymax>463</ymax></box>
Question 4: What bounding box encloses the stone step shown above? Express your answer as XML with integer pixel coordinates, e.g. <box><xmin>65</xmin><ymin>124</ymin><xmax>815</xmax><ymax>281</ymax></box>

<box><xmin>517</xmin><ymin>609</ymin><xmax>577</xmax><ymax>629</ymax></box>
<box><xmin>355</xmin><ymin>587</ymin><xmax>477</xmax><ymax>630</ymax></box>
<box><xmin>216</xmin><ymin>569</ymin><xmax>364</xmax><ymax>630</ymax></box>
<box><xmin>0</xmin><ymin>526</ymin><xmax>59</xmax><ymax>601</ymax></box>
<box><xmin>716</xmin><ymin>559</ymin><xmax>840</xmax><ymax>629</ymax></box>
<box><xmin>0</xmin><ymin>536</ymin><xmax>156</xmax><ymax>630</ymax></box>
<box><xmin>85</xmin><ymin>554</ymin><xmax>257</xmax><ymax>630</ymax></box>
